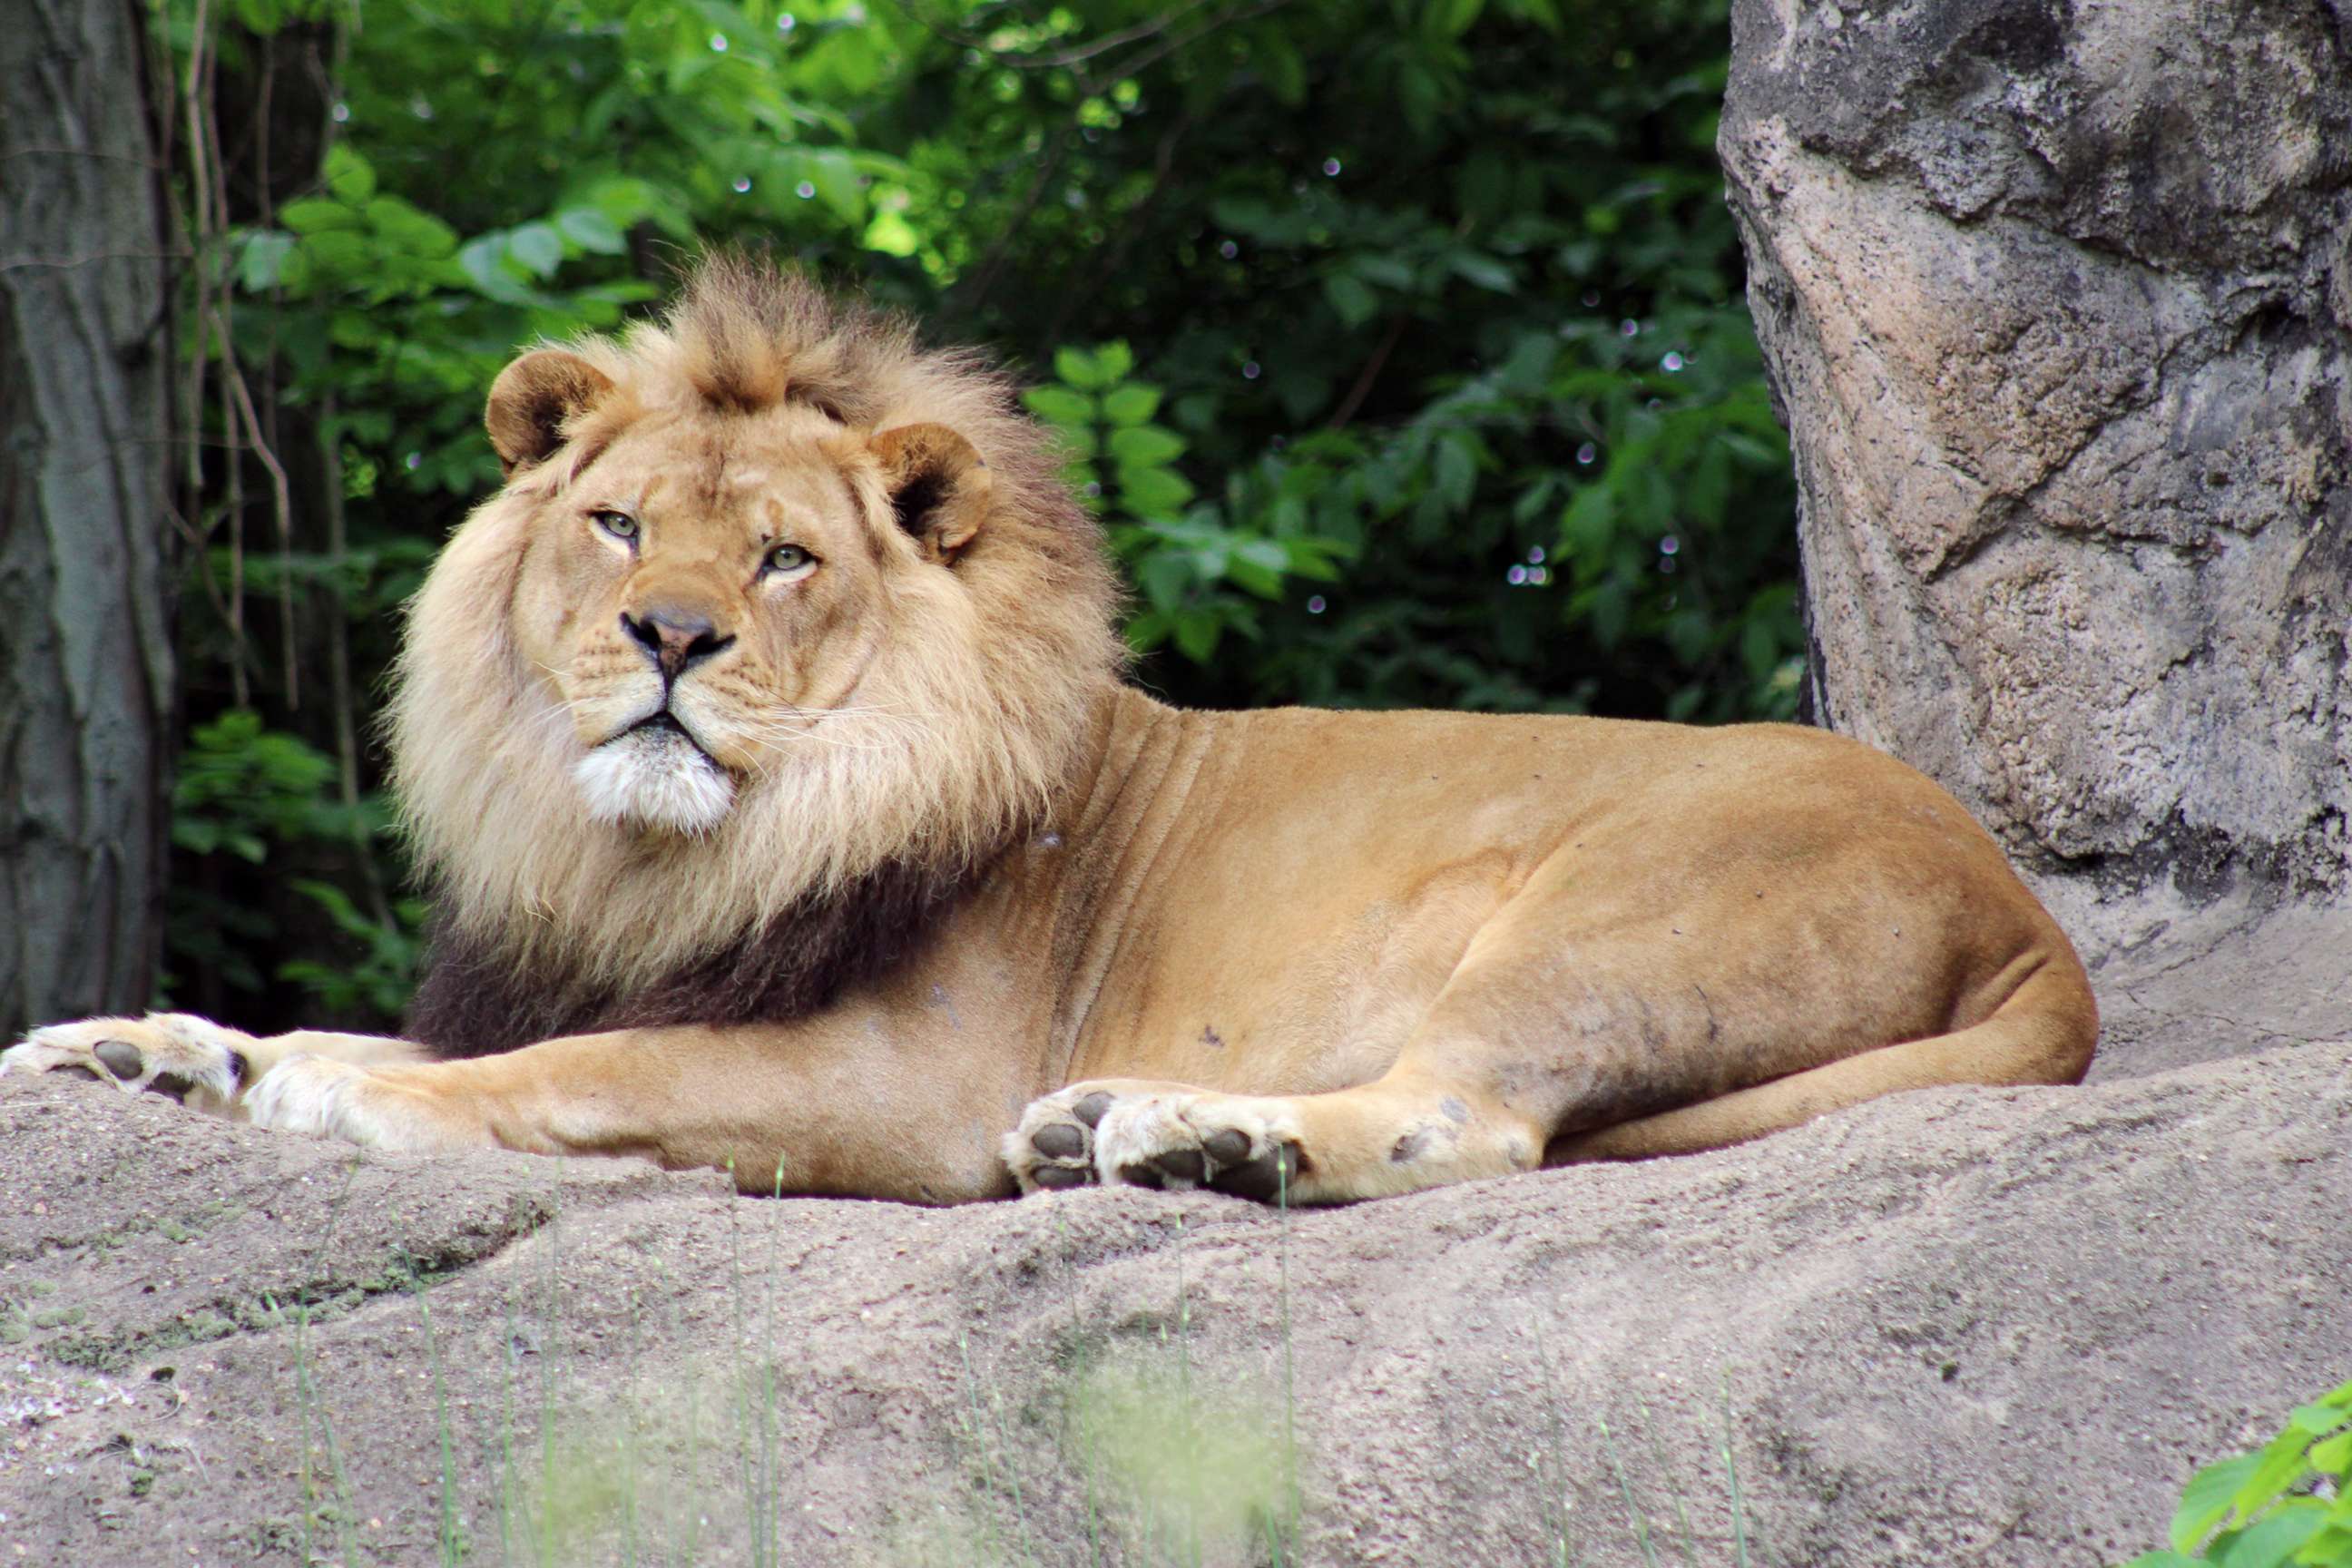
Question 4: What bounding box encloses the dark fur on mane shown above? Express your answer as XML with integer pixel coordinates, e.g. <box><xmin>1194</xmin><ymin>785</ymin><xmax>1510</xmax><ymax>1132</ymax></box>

<box><xmin>404</xmin><ymin>857</ymin><xmax>967</xmax><ymax>1058</ymax></box>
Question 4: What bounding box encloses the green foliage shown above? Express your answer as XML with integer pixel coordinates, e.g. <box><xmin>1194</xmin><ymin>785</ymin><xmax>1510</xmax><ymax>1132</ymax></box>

<box><xmin>2123</xmin><ymin>1382</ymin><xmax>2352</xmax><ymax>1568</ymax></box>
<box><xmin>172</xmin><ymin>711</ymin><xmax>344</xmax><ymax>867</ymax></box>
<box><xmin>1026</xmin><ymin>344</ymin><xmax>1351</xmax><ymax>663</ymax></box>
<box><xmin>160</xmin><ymin>0</ymin><xmax>1797</xmax><ymax>1030</ymax></box>
<box><xmin>165</xmin><ymin>713</ymin><xmax>425</xmax><ymax>1021</ymax></box>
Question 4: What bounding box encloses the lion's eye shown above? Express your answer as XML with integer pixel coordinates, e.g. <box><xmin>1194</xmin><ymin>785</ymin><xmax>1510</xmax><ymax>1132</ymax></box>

<box><xmin>591</xmin><ymin>510</ymin><xmax>639</xmax><ymax>543</ymax></box>
<box><xmin>765</xmin><ymin>543</ymin><xmax>816</xmax><ymax>577</ymax></box>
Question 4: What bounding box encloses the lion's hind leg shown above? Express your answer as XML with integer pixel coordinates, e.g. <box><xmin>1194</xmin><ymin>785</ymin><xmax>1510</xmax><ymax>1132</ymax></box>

<box><xmin>1549</xmin><ymin>953</ymin><xmax>2099</xmax><ymax>1161</ymax></box>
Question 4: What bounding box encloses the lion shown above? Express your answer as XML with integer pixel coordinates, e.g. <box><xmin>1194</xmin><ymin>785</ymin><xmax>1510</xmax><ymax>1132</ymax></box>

<box><xmin>2</xmin><ymin>258</ymin><xmax>2098</xmax><ymax>1205</ymax></box>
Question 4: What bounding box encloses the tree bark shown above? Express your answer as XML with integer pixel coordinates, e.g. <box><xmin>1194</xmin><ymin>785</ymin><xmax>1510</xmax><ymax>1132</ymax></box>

<box><xmin>0</xmin><ymin>0</ymin><xmax>175</xmax><ymax>1035</ymax></box>
<box><xmin>1721</xmin><ymin>0</ymin><xmax>2352</xmax><ymax>956</ymax></box>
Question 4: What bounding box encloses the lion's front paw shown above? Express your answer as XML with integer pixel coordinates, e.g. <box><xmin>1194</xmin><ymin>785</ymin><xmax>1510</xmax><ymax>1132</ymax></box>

<box><xmin>1</xmin><ymin>1013</ymin><xmax>252</xmax><ymax>1112</ymax></box>
<box><xmin>1004</xmin><ymin>1083</ymin><xmax>1306</xmax><ymax>1202</ymax></box>
<box><xmin>246</xmin><ymin>1057</ymin><xmax>490</xmax><ymax>1153</ymax></box>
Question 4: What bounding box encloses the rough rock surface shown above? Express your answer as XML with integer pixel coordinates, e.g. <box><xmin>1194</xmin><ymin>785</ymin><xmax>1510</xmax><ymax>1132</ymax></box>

<box><xmin>3</xmin><ymin>1037</ymin><xmax>2346</xmax><ymax>1567</ymax></box>
<box><xmin>1720</xmin><ymin>0</ymin><xmax>2352</xmax><ymax>956</ymax></box>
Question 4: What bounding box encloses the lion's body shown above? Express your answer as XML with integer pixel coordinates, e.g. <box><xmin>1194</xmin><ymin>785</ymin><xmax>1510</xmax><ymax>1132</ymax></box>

<box><xmin>4</xmin><ymin>261</ymin><xmax>2097</xmax><ymax>1204</ymax></box>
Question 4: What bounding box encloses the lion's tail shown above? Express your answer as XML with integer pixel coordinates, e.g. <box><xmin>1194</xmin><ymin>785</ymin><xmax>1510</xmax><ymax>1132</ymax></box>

<box><xmin>1548</xmin><ymin>947</ymin><xmax>2099</xmax><ymax>1162</ymax></box>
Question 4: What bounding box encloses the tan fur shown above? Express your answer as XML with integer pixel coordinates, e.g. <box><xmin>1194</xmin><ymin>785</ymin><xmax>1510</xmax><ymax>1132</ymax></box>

<box><xmin>4</xmin><ymin>262</ymin><xmax>2098</xmax><ymax>1206</ymax></box>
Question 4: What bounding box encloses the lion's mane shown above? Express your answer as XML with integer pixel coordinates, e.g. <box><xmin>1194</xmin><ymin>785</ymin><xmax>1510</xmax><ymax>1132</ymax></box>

<box><xmin>388</xmin><ymin>258</ymin><xmax>1123</xmax><ymax>1054</ymax></box>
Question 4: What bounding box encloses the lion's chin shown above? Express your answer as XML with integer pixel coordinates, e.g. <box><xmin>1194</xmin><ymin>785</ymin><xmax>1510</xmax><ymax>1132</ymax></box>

<box><xmin>573</xmin><ymin>728</ymin><xmax>737</xmax><ymax>837</ymax></box>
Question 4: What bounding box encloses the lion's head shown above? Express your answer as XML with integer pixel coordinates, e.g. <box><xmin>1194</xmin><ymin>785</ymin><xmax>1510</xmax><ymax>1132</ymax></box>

<box><xmin>388</xmin><ymin>258</ymin><xmax>1123</xmax><ymax>1034</ymax></box>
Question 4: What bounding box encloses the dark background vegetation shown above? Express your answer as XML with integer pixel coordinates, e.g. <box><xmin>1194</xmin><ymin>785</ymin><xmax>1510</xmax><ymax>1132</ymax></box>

<box><xmin>148</xmin><ymin>0</ymin><xmax>1798</xmax><ymax>1034</ymax></box>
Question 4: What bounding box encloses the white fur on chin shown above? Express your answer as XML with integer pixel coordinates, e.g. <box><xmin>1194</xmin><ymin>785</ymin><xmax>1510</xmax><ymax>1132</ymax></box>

<box><xmin>573</xmin><ymin>728</ymin><xmax>737</xmax><ymax>835</ymax></box>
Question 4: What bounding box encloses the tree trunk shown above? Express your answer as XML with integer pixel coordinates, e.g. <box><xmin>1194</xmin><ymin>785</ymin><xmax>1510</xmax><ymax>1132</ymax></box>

<box><xmin>1720</xmin><ymin>0</ymin><xmax>2352</xmax><ymax>960</ymax></box>
<box><xmin>0</xmin><ymin>0</ymin><xmax>175</xmax><ymax>1036</ymax></box>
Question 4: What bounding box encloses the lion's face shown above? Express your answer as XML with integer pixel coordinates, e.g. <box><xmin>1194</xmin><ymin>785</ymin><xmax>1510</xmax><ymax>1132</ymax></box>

<box><xmin>486</xmin><ymin>348</ymin><xmax>1000</xmax><ymax>838</ymax></box>
<box><xmin>515</xmin><ymin>412</ymin><xmax>894</xmax><ymax>834</ymax></box>
<box><xmin>389</xmin><ymin>263</ymin><xmax>1121</xmax><ymax>982</ymax></box>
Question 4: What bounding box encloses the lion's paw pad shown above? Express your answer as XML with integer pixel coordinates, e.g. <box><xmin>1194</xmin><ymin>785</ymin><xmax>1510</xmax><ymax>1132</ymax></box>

<box><xmin>1005</xmin><ymin>1086</ymin><xmax>1304</xmax><ymax>1201</ymax></box>
<box><xmin>0</xmin><ymin>1014</ymin><xmax>249</xmax><ymax>1109</ymax></box>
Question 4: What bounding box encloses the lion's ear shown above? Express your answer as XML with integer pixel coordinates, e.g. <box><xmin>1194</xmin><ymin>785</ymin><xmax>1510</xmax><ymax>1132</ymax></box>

<box><xmin>485</xmin><ymin>349</ymin><xmax>616</xmax><ymax>476</ymax></box>
<box><xmin>871</xmin><ymin>423</ymin><xmax>993</xmax><ymax>564</ymax></box>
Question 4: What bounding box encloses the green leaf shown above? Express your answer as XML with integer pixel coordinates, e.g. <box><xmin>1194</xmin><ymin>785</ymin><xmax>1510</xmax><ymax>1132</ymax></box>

<box><xmin>279</xmin><ymin>198</ymin><xmax>361</xmax><ymax>235</ymax></box>
<box><xmin>1093</xmin><ymin>341</ymin><xmax>1135</xmax><ymax>382</ymax></box>
<box><xmin>1561</xmin><ymin>484</ymin><xmax>1615</xmax><ymax>558</ymax></box>
<box><xmin>300</xmin><ymin>230</ymin><xmax>373</xmax><ymax>279</ymax></box>
<box><xmin>1171</xmin><ymin>610</ymin><xmax>1222</xmax><ymax>663</ymax></box>
<box><xmin>1136</xmin><ymin>551</ymin><xmax>1191</xmax><ymax>612</ymax></box>
<box><xmin>1323</xmin><ymin>272</ymin><xmax>1379</xmax><ymax>328</ymax></box>
<box><xmin>235</xmin><ymin>230</ymin><xmax>295</xmax><ymax>291</ymax></box>
<box><xmin>864</xmin><ymin>208</ymin><xmax>919</xmax><ymax>257</ymax></box>
<box><xmin>2296</xmin><ymin>1524</ymin><xmax>2352</xmax><ymax>1564</ymax></box>
<box><xmin>365</xmin><ymin>199</ymin><xmax>458</xmax><ymax>258</ymax></box>
<box><xmin>505</xmin><ymin>221</ymin><xmax>564</xmax><ymax>279</ymax></box>
<box><xmin>1226</xmin><ymin>554</ymin><xmax>1283</xmax><ymax>598</ymax></box>
<box><xmin>1259</xmin><ymin>35</ymin><xmax>1307</xmax><ymax>103</ymax></box>
<box><xmin>2176</xmin><ymin>1455</ymin><xmax>2266</xmax><ymax>1553</ymax></box>
<box><xmin>323</xmin><ymin>143</ymin><xmax>376</xmax><ymax>202</ymax></box>
<box><xmin>1108</xmin><ymin>425</ymin><xmax>1185</xmax><ymax>467</ymax></box>
<box><xmin>1054</xmin><ymin>346</ymin><xmax>1109</xmax><ymax>390</ymax></box>
<box><xmin>1280</xmin><ymin>536</ymin><xmax>1349</xmax><ymax>579</ymax></box>
<box><xmin>2288</xmin><ymin>1393</ymin><xmax>2352</xmax><ymax>1436</ymax></box>
<box><xmin>556</xmin><ymin>206</ymin><xmax>628</xmax><ymax>256</ymax></box>
<box><xmin>1234</xmin><ymin>538</ymin><xmax>1289</xmax><ymax>573</ymax></box>
<box><xmin>457</xmin><ymin>234</ymin><xmax>534</xmax><ymax>304</ymax></box>
<box><xmin>2236</xmin><ymin>1431</ymin><xmax>2325</xmax><ymax>1519</ymax></box>
<box><xmin>1427</xmin><ymin>0</ymin><xmax>1487</xmax><ymax>37</ymax></box>
<box><xmin>1117</xmin><ymin>466</ymin><xmax>1196</xmax><ymax>518</ymax></box>
<box><xmin>1432</xmin><ymin>434</ymin><xmax>1477</xmax><ymax>512</ymax></box>
<box><xmin>799</xmin><ymin>148</ymin><xmax>866</xmax><ymax>223</ymax></box>
<box><xmin>1227</xmin><ymin>538</ymin><xmax>1290</xmax><ymax>599</ymax></box>
<box><xmin>1102</xmin><ymin>384</ymin><xmax>1161</xmax><ymax>426</ymax></box>
<box><xmin>1590</xmin><ymin>581</ymin><xmax>1630</xmax><ymax>648</ymax></box>
<box><xmin>1446</xmin><ymin>250</ymin><xmax>1518</xmax><ymax>293</ymax></box>
<box><xmin>1021</xmin><ymin>386</ymin><xmax>1095</xmax><ymax>427</ymax></box>
<box><xmin>1123</xmin><ymin>608</ymin><xmax>1172</xmax><ymax>653</ymax></box>
<box><xmin>2210</xmin><ymin>1501</ymin><xmax>2328</xmax><ymax>1568</ymax></box>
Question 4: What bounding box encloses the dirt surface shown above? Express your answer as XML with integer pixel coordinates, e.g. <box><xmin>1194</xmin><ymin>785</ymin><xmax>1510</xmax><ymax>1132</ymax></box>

<box><xmin>3</xmin><ymin>1010</ymin><xmax>2345</xmax><ymax>1566</ymax></box>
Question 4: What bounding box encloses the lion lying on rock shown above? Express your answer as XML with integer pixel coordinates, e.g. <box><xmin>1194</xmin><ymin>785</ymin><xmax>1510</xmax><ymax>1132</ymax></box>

<box><xmin>3</xmin><ymin>260</ymin><xmax>2097</xmax><ymax>1204</ymax></box>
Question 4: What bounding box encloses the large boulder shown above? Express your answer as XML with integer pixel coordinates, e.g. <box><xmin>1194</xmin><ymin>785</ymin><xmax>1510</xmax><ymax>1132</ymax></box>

<box><xmin>1720</xmin><ymin>0</ymin><xmax>2352</xmax><ymax>962</ymax></box>
<box><xmin>2</xmin><ymin>1040</ymin><xmax>2346</xmax><ymax>1566</ymax></box>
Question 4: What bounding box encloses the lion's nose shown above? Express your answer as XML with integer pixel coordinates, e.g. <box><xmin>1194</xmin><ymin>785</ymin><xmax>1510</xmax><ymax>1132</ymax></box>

<box><xmin>621</xmin><ymin>606</ymin><xmax>735</xmax><ymax>682</ymax></box>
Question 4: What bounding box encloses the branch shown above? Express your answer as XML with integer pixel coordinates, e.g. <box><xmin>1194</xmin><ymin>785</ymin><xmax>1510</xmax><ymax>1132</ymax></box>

<box><xmin>959</xmin><ymin>127</ymin><xmax>1073</xmax><ymax>313</ymax></box>
<box><xmin>1079</xmin><ymin>0</ymin><xmax>1296</xmax><ymax>93</ymax></box>
<box><xmin>1008</xmin><ymin>0</ymin><xmax>1215</xmax><ymax>69</ymax></box>
<box><xmin>1042</xmin><ymin>107</ymin><xmax>1197</xmax><ymax>343</ymax></box>
<box><xmin>1325</xmin><ymin>314</ymin><xmax>1409</xmax><ymax>433</ymax></box>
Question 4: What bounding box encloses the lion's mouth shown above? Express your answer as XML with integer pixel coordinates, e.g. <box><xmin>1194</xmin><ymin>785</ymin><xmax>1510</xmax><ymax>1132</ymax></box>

<box><xmin>577</xmin><ymin>710</ymin><xmax>736</xmax><ymax>834</ymax></box>
<box><xmin>615</xmin><ymin>709</ymin><xmax>719</xmax><ymax>762</ymax></box>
